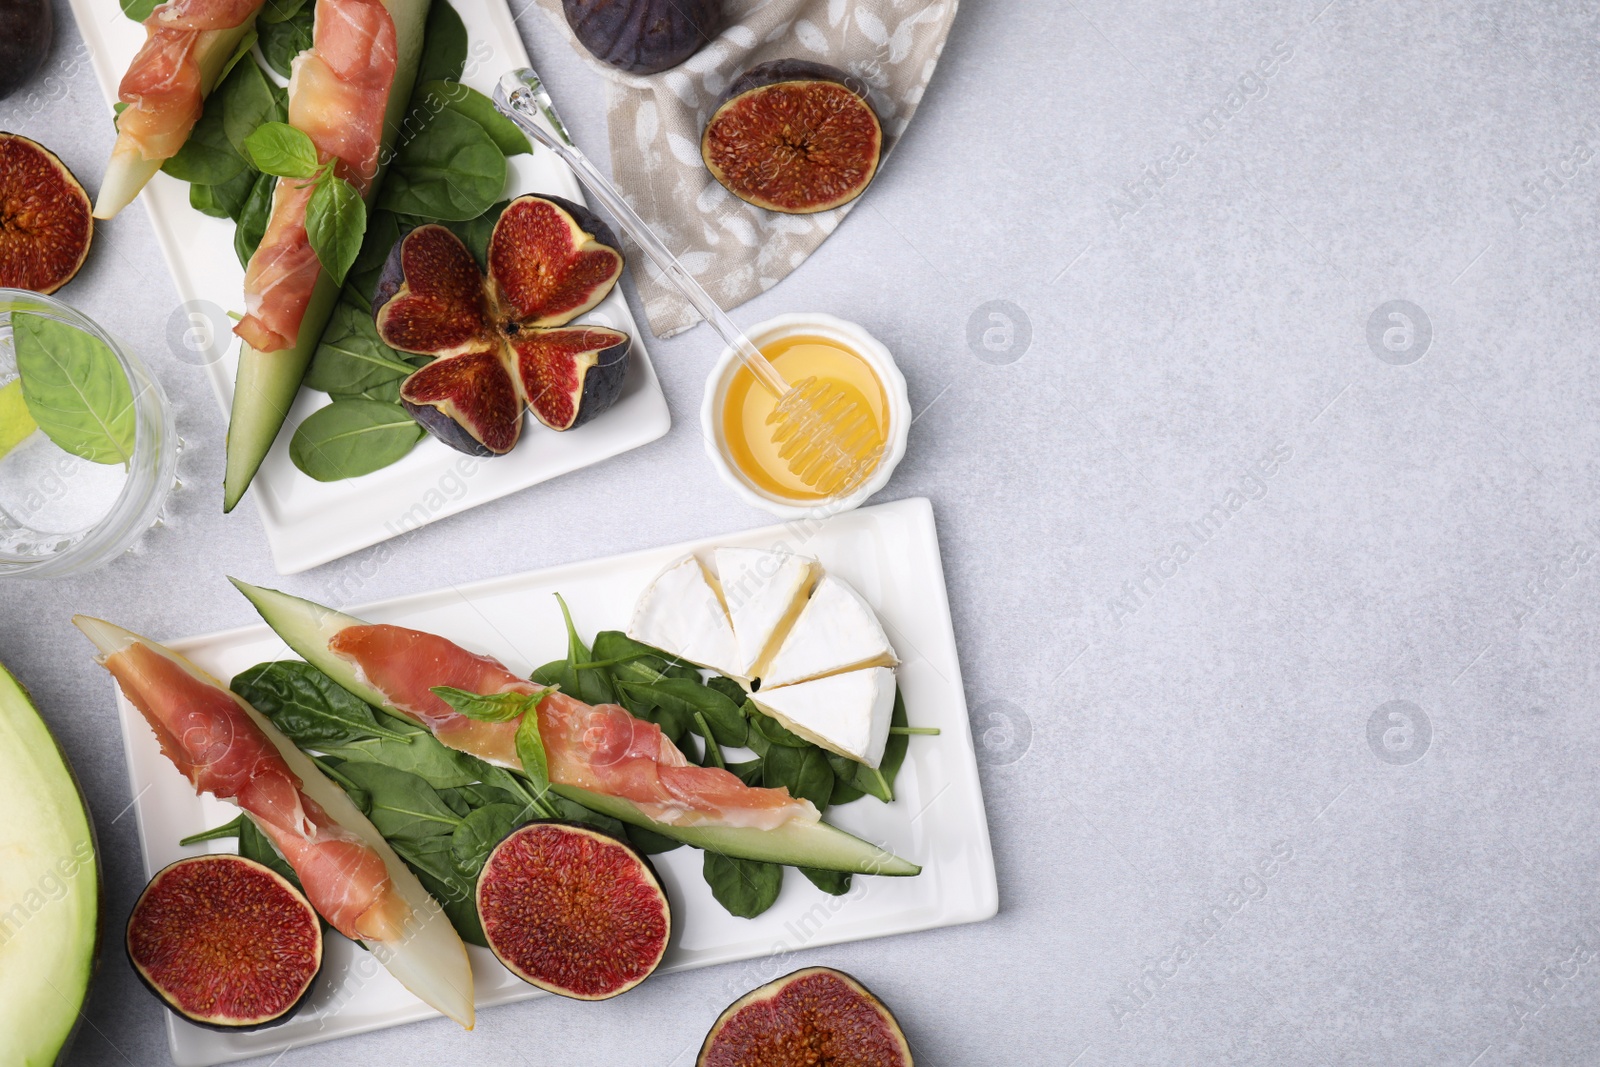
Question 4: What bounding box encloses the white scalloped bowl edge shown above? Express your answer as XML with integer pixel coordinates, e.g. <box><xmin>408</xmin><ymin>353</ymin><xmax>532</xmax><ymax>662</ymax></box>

<box><xmin>700</xmin><ymin>314</ymin><xmax>910</xmax><ymax>520</ymax></box>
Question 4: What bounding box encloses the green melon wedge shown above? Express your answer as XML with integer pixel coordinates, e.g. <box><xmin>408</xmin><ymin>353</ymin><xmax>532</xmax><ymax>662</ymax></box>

<box><xmin>229</xmin><ymin>578</ymin><xmax>921</xmax><ymax>876</ymax></box>
<box><xmin>222</xmin><ymin>0</ymin><xmax>434</xmax><ymax>513</ymax></box>
<box><xmin>95</xmin><ymin>20</ymin><xmax>260</xmax><ymax>220</ymax></box>
<box><xmin>0</xmin><ymin>662</ymin><xmax>100</xmax><ymax>1066</ymax></box>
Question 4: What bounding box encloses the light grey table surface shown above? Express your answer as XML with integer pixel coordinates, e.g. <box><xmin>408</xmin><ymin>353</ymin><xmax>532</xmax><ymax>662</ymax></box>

<box><xmin>6</xmin><ymin>0</ymin><xmax>1600</xmax><ymax>1063</ymax></box>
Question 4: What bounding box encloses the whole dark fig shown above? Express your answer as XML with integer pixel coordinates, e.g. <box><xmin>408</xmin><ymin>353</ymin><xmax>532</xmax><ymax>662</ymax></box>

<box><xmin>563</xmin><ymin>0</ymin><xmax>724</xmax><ymax>75</ymax></box>
<box><xmin>0</xmin><ymin>0</ymin><xmax>52</xmax><ymax>102</ymax></box>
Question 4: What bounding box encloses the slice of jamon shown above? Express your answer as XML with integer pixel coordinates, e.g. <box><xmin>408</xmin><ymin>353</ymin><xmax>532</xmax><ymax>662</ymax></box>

<box><xmin>75</xmin><ymin>617</ymin><xmax>478</xmax><ymax>1029</ymax></box>
<box><xmin>328</xmin><ymin>623</ymin><xmax>819</xmax><ymax>831</ymax></box>
<box><xmin>78</xmin><ymin>624</ymin><xmax>407</xmax><ymax>943</ymax></box>
<box><xmin>234</xmin><ymin>0</ymin><xmax>397</xmax><ymax>353</ymax></box>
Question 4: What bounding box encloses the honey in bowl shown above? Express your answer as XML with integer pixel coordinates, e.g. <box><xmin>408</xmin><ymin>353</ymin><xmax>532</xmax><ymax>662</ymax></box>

<box><xmin>721</xmin><ymin>335</ymin><xmax>888</xmax><ymax>501</ymax></box>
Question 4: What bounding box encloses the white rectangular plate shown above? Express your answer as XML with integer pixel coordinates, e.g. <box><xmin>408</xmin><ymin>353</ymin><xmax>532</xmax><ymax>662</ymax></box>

<box><xmin>107</xmin><ymin>498</ymin><xmax>997</xmax><ymax>1066</ymax></box>
<box><xmin>67</xmin><ymin>0</ymin><xmax>671</xmax><ymax>575</ymax></box>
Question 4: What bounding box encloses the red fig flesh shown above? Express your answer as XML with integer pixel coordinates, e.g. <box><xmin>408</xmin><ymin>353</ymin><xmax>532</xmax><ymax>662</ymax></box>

<box><xmin>701</xmin><ymin>61</ymin><xmax>882</xmax><ymax>214</ymax></box>
<box><xmin>127</xmin><ymin>855</ymin><xmax>323</xmax><ymax>1032</ymax></box>
<box><xmin>0</xmin><ymin>132</ymin><xmax>92</xmax><ymax>293</ymax></box>
<box><xmin>375</xmin><ymin>195</ymin><xmax>630</xmax><ymax>454</ymax></box>
<box><xmin>698</xmin><ymin>967</ymin><xmax>913</xmax><ymax>1067</ymax></box>
<box><xmin>476</xmin><ymin>821</ymin><xmax>670</xmax><ymax>1000</ymax></box>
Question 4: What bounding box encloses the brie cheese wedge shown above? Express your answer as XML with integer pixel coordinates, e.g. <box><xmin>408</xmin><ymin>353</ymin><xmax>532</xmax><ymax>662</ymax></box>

<box><xmin>714</xmin><ymin>547</ymin><xmax>818</xmax><ymax>679</ymax></box>
<box><xmin>626</xmin><ymin>555</ymin><xmax>743</xmax><ymax>678</ymax></box>
<box><xmin>760</xmin><ymin>574</ymin><xmax>898</xmax><ymax>689</ymax></box>
<box><xmin>753</xmin><ymin>666</ymin><xmax>897</xmax><ymax>768</ymax></box>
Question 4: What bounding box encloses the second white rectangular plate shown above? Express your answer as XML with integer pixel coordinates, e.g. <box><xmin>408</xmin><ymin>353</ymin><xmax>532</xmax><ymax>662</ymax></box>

<box><xmin>106</xmin><ymin>498</ymin><xmax>997</xmax><ymax>1066</ymax></box>
<box><xmin>68</xmin><ymin>0</ymin><xmax>671</xmax><ymax>574</ymax></box>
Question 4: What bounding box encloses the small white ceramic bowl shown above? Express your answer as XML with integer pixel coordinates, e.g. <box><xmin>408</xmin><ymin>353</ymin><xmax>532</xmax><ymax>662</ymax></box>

<box><xmin>700</xmin><ymin>313</ymin><xmax>910</xmax><ymax>520</ymax></box>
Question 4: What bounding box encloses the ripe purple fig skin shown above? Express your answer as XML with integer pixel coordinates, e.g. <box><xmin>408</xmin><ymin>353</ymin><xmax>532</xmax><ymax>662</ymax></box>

<box><xmin>0</xmin><ymin>0</ymin><xmax>53</xmax><ymax>102</ymax></box>
<box><xmin>563</xmin><ymin>0</ymin><xmax>724</xmax><ymax>75</ymax></box>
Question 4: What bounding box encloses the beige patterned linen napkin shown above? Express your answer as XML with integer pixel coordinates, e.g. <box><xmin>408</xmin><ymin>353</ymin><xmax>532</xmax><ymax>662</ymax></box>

<box><xmin>532</xmin><ymin>0</ymin><xmax>960</xmax><ymax>338</ymax></box>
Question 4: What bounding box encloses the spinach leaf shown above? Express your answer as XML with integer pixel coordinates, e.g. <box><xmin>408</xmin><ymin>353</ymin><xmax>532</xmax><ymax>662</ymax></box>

<box><xmin>304</xmin><ymin>300</ymin><xmax>416</xmax><ymax>396</ymax></box>
<box><xmin>307</xmin><ymin>174</ymin><xmax>367</xmax><ymax>284</ymax></box>
<box><xmin>827</xmin><ymin>753</ymin><xmax>866</xmax><ymax>806</ymax></box>
<box><xmin>190</xmin><ymin>167</ymin><xmax>258</xmax><ymax>220</ymax></box>
<box><xmin>312</xmin><ymin>755</ymin><xmax>371</xmax><ymax>812</ymax></box>
<box><xmin>431</xmin><ymin>686</ymin><xmax>540</xmax><ymax>723</ymax></box>
<box><xmin>259</xmin><ymin>3</ymin><xmax>315</xmax><ymax>78</ymax></box>
<box><xmin>592</xmin><ymin>631</ymin><xmax>703</xmax><ymax>682</ymax></box>
<box><xmin>800</xmin><ymin>867</ymin><xmax>852</xmax><ymax>895</ymax></box>
<box><xmin>451</xmin><ymin>803</ymin><xmax>523</xmax><ymax>877</ymax></box>
<box><xmin>290</xmin><ymin>399</ymin><xmax>423</xmax><ymax>481</ymax></box>
<box><xmin>379</xmin><ymin>108</ymin><xmax>506</xmax><ymax>222</ymax></box>
<box><xmin>409</xmin><ymin>861</ymin><xmax>486</xmax><ymax>947</ymax></box>
<box><xmin>726</xmin><ymin>759</ymin><xmax>764</xmax><ymax>786</ymax></box>
<box><xmin>346</xmin><ymin>211</ymin><xmax>401</xmax><ymax>301</ymax></box>
<box><xmin>121</xmin><ymin>0</ymin><xmax>159</xmax><ymax>20</ymax></box>
<box><xmin>234</xmin><ymin>171</ymin><xmax>277</xmax><ymax>267</ymax></box>
<box><xmin>623</xmin><ymin>824</ymin><xmax>683</xmax><ymax>855</ymax></box>
<box><xmin>260</xmin><ymin>0</ymin><xmax>311</xmax><ymax>23</ymax></box>
<box><xmin>335</xmin><ymin>762</ymin><xmax>463</xmax><ymax>845</ymax></box>
<box><xmin>220</xmin><ymin>59</ymin><xmax>286</xmax><ymax>160</ymax></box>
<box><xmin>179</xmin><ymin>816</ymin><xmax>246</xmax><ymax>846</ymax></box>
<box><xmin>414</xmin><ymin>0</ymin><xmax>468</xmax><ymax>85</ymax></box>
<box><xmin>621</xmin><ymin>678</ymin><xmax>746</xmax><ymax>748</ymax></box>
<box><xmin>163</xmin><ymin>97</ymin><xmax>247</xmax><ymax>185</ymax></box>
<box><xmin>547</xmin><ymin>795</ymin><xmax>631</xmax><ymax>839</ymax></box>
<box><xmin>246</xmin><ymin>121</ymin><xmax>320</xmax><ymax>179</ymax></box>
<box><xmin>762</xmin><ymin>745</ymin><xmax>835</xmax><ymax>811</ymax></box>
<box><xmin>534</xmin><ymin>594</ymin><xmax>616</xmax><ymax>706</ymax></box>
<box><xmin>706</xmin><ymin>675</ymin><xmax>747</xmax><ymax>704</ymax></box>
<box><xmin>703</xmin><ymin>853</ymin><xmax>783</xmax><ymax>919</ymax></box>
<box><xmin>317</xmin><ymin>728</ymin><xmax>482</xmax><ymax>790</ymax></box>
<box><xmin>232</xmin><ymin>660</ymin><xmax>414</xmax><ymax>747</ymax></box>
<box><xmin>414</xmin><ymin>81</ymin><xmax>530</xmax><ymax>157</ymax></box>
<box><xmin>747</xmin><ymin>700</ymin><xmax>811</xmax><ymax>748</ymax></box>
<box><xmin>13</xmin><ymin>312</ymin><xmax>136</xmax><ymax>467</ymax></box>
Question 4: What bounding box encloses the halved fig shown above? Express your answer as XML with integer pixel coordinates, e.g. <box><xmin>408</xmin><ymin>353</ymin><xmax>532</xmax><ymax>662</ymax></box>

<box><xmin>127</xmin><ymin>854</ymin><xmax>323</xmax><ymax>1032</ymax></box>
<box><xmin>698</xmin><ymin>967</ymin><xmax>913</xmax><ymax>1067</ymax></box>
<box><xmin>563</xmin><ymin>0</ymin><xmax>724</xmax><ymax>75</ymax></box>
<box><xmin>0</xmin><ymin>132</ymin><xmax>92</xmax><ymax>293</ymax></box>
<box><xmin>375</xmin><ymin>195</ymin><xmax>629</xmax><ymax>455</ymax></box>
<box><xmin>701</xmin><ymin>61</ymin><xmax>883</xmax><ymax>214</ymax></box>
<box><xmin>476</xmin><ymin>821</ymin><xmax>670</xmax><ymax>1000</ymax></box>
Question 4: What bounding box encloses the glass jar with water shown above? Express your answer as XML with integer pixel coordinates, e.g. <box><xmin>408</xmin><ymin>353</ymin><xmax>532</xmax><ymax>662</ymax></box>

<box><xmin>0</xmin><ymin>289</ymin><xmax>176</xmax><ymax>578</ymax></box>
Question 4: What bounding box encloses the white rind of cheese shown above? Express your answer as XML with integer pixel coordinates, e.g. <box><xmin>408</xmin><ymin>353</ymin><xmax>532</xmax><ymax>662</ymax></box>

<box><xmin>753</xmin><ymin>666</ymin><xmax>897</xmax><ymax>768</ymax></box>
<box><xmin>760</xmin><ymin>573</ymin><xmax>898</xmax><ymax>689</ymax></box>
<box><xmin>627</xmin><ymin>555</ymin><xmax>743</xmax><ymax>678</ymax></box>
<box><xmin>715</xmin><ymin>547</ymin><xmax>818</xmax><ymax>678</ymax></box>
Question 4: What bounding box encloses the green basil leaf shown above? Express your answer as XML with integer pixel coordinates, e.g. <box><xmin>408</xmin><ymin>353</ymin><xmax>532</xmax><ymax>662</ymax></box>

<box><xmin>234</xmin><ymin>171</ymin><xmax>278</xmax><ymax>267</ymax></box>
<box><xmin>221</xmin><ymin>59</ymin><xmax>287</xmax><ymax>159</ymax></box>
<box><xmin>414</xmin><ymin>0</ymin><xmax>468</xmax><ymax>85</ymax></box>
<box><xmin>762</xmin><ymin>745</ymin><xmax>835</xmax><ymax>811</ymax></box>
<box><xmin>289</xmin><ymin>398</ymin><xmax>423</xmax><ymax>482</ymax></box>
<box><xmin>245</xmin><ymin>121</ymin><xmax>320</xmax><ymax>179</ymax></box>
<box><xmin>163</xmin><ymin>97</ymin><xmax>247</xmax><ymax>185</ymax></box>
<box><xmin>304</xmin><ymin>300</ymin><xmax>415</xmax><ymax>396</ymax></box>
<box><xmin>702</xmin><ymin>853</ymin><xmax>783</xmax><ymax>919</ymax></box>
<box><xmin>379</xmin><ymin>108</ymin><xmax>506</xmax><ymax>222</ymax></box>
<box><xmin>259</xmin><ymin>3</ymin><xmax>314</xmax><ymax>78</ymax></box>
<box><xmin>430</xmin><ymin>686</ymin><xmax>538</xmax><ymax>723</ymax></box>
<box><xmin>232</xmin><ymin>660</ymin><xmax>415</xmax><ymax>747</ymax></box>
<box><xmin>450</xmin><ymin>802</ymin><xmax>523</xmax><ymax>879</ymax></box>
<box><xmin>259</xmin><ymin>0</ymin><xmax>311</xmax><ymax>24</ymax></box>
<box><xmin>334</xmin><ymin>762</ymin><xmax>463</xmax><ymax>845</ymax></box>
<box><xmin>121</xmin><ymin>0</ymin><xmax>159</xmax><ymax>20</ymax></box>
<box><xmin>179</xmin><ymin>816</ymin><xmax>245</xmax><ymax>846</ymax></box>
<box><xmin>515</xmin><ymin>710</ymin><xmax>550</xmax><ymax>795</ymax></box>
<box><xmin>13</xmin><ymin>312</ymin><xmax>136</xmax><ymax>467</ymax></box>
<box><xmin>414</xmin><ymin>81</ymin><xmax>530</xmax><ymax>157</ymax></box>
<box><xmin>189</xmin><ymin>167</ymin><xmax>259</xmax><ymax>220</ymax></box>
<box><xmin>307</xmin><ymin>173</ymin><xmax>366</xmax><ymax>284</ymax></box>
